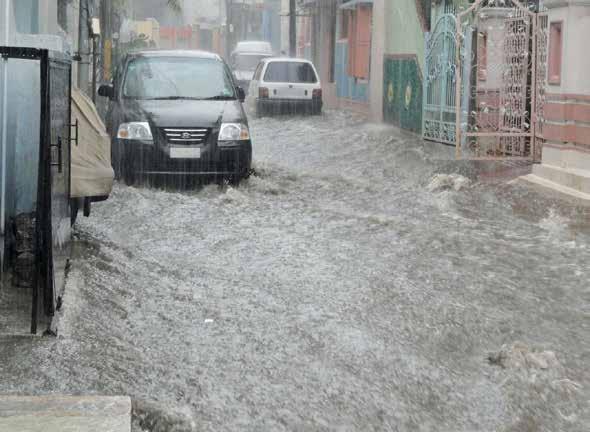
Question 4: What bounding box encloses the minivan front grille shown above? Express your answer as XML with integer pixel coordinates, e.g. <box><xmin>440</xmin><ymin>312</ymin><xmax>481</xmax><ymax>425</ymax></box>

<box><xmin>161</xmin><ymin>128</ymin><xmax>210</xmax><ymax>145</ymax></box>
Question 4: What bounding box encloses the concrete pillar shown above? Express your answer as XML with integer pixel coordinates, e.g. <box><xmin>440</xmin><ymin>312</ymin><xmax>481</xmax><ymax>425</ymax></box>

<box><xmin>369</xmin><ymin>0</ymin><xmax>385</xmax><ymax>122</ymax></box>
<box><xmin>0</xmin><ymin>0</ymin><xmax>13</xmax><ymax>45</ymax></box>
<box><xmin>0</xmin><ymin>0</ymin><xmax>11</xmax><ymax>253</ymax></box>
<box><xmin>38</xmin><ymin>0</ymin><xmax>59</xmax><ymax>35</ymax></box>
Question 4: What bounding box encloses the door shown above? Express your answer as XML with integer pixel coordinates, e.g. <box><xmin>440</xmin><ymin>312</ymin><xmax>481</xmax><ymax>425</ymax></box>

<box><xmin>42</xmin><ymin>55</ymin><xmax>72</xmax><ymax>322</ymax></box>
<box><xmin>422</xmin><ymin>13</ymin><xmax>458</xmax><ymax>145</ymax></box>
<box><xmin>455</xmin><ymin>0</ymin><xmax>547</xmax><ymax>159</ymax></box>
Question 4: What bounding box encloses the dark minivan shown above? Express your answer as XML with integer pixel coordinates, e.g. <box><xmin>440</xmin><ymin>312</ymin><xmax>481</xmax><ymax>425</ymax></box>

<box><xmin>99</xmin><ymin>50</ymin><xmax>252</xmax><ymax>184</ymax></box>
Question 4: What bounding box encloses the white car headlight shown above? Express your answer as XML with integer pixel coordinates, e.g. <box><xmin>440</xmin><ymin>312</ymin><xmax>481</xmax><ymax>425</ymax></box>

<box><xmin>117</xmin><ymin>122</ymin><xmax>153</xmax><ymax>141</ymax></box>
<box><xmin>218</xmin><ymin>123</ymin><xmax>250</xmax><ymax>142</ymax></box>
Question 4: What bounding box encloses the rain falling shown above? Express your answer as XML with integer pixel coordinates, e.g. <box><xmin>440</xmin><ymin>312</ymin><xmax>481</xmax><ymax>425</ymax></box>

<box><xmin>0</xmin><ymin>1</ymin><xmax>589</xmax><ymax>431</ymax></box>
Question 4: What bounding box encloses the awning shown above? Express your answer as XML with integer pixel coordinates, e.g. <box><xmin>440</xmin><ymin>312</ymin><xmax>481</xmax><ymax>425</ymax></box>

<box><xmin>339</xmin><ymin>0</ymin><xmax>373</xmax><ymax>10</ymax></box>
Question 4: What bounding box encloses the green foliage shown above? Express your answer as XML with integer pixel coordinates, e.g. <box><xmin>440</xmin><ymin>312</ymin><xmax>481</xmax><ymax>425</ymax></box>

<box><xmin>110</xmin><ymin>0</ymin><xmax>182</xmax><ymax>14</ymax></box>
<box><xmin>166</xmin><ymin>0</ymin><xmax>182</xmax><ymax>13</ymax></box>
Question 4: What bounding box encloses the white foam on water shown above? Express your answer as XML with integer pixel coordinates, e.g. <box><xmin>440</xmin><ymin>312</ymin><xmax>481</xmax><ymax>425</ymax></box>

<box><xmin>427</xmin><ymin>174</ymin><xmax>472</xmax><ymax>193</ymax></box>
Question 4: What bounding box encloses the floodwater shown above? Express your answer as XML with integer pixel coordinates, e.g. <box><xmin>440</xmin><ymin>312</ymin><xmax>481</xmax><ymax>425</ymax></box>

<box><xmin>1</xmin><ymin>110</ymin><xmax>589</xmax><ymax>431</ymax></box>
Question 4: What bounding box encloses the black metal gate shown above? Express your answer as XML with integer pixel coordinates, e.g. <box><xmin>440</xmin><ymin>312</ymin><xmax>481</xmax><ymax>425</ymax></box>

<box><xmin>0</xmin><ymin>46</ymin><xmax>73</xmax><ymax>335</ymax></box>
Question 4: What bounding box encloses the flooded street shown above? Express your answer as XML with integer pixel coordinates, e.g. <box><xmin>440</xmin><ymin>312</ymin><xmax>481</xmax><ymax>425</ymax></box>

<box><xmin>1</xmin><ymin>111</ymin><xmax>589</xmax><ymax>431</ymax></box>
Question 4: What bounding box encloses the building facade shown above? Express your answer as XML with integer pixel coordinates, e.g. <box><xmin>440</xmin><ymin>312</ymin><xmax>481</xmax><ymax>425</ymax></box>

<box><xmin>379</xmin><ymin>0</ymin><xmax>429</xmax><ymax>132</ymax></box>
<box><xmin>524</xmin><ymin>0</ymin><xmax>590</xmax><ymax>198</ymax></box>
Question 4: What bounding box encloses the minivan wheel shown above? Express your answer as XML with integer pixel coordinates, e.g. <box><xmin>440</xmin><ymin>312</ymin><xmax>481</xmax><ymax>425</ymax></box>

<box><xmin>122</xmin><ymin>161</ymin><xmax>136</xmax><ymax>186</ymax></box>
<box><xmin>70</xmin><ymin>198</ymin><xmax>80</xmax><ymax>226</ymax></box>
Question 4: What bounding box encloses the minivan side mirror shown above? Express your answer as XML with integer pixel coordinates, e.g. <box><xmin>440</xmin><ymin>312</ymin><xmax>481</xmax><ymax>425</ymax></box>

<box><xmin>236</xmin><ymin>87</ymin><xmax>246</xmax><ymax>103</ymax></box>
<box><xmin>98</xmin><ymin>83</ymin><xmax>115</xmax><ymax>99</ymax></box>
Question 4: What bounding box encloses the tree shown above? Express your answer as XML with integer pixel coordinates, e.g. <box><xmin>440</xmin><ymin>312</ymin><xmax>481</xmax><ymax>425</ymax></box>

<box><xmin>111</xmin><ymin>0</ymin><xmax>183</xmax><ymax>14</ymax></box>
<box><xmin>166</xmin><ymin>0</ymin><xmax>182</xmax><ymax>13</ymax></box>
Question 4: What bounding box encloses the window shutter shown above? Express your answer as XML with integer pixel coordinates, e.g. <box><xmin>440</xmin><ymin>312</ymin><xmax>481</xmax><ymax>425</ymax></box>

<box><xmin>347</xmin><ymin>11</ymin><xmax>357</xmax><ymax>76</ymax></box>
<box><xmin>354</xmin><ymin>6</ymin><xmax>372</xmax><ymax>79</ymax></box>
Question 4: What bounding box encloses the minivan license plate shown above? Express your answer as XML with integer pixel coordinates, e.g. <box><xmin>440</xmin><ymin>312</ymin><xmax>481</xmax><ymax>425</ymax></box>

<box><xmin>170</xmin><ymin>147</ymin><xmax>201</xmax><ymax>159</ymax></box>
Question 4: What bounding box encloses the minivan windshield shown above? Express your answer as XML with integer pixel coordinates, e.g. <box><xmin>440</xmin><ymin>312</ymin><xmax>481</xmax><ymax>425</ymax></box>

<box><xmin>123</xmin><ymin>56</ymin><xmax>236</xmax><ymax>100</ymax></box>
<box><xmin>232</xmin><ymin>54</ymin><xmax>268</xmax><ymax>72</ymax></box>
<box><xmin>263</xmin><ymin>61</ymin><xmax>317</xmax><ymax>83</ymax></box>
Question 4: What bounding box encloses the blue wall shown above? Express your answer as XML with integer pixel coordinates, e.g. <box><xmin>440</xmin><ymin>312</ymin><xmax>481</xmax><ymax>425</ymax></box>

<box><xmin>334</xmin><ymin>41</ymin><xmax>369</xmax><ymax>102</ymax></box>
<box><xmin>263</xmin><ymin>0</ymin><xmax>281</xmax><ymax>54</ymax></box>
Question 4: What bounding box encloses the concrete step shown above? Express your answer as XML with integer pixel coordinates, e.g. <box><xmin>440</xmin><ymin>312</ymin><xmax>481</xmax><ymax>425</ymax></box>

<box><xmin>0</xmin><ymin>395</ymin><xmax>131</xmax><ymax>432</ymax></box>
<box><xmin>532</xmin><ymin>164</ymin><xmax>590</xmax><ymax>195</ymax></box>
<box><xmin>519</xmin><ymin>173</ymin><xmax>590</xmax><ymax>202</ymax></box>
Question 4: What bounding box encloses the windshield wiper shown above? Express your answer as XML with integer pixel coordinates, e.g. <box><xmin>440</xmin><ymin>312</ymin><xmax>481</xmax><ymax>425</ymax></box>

<box><xmin>203</xmin><ymin>95</ymin><xmax>236</xmax><ymax>100</ymax></box>
<box><xmin>146</xmin><ymin>96</ymin><xmax>203</xmax><ymax>100</ymax></box>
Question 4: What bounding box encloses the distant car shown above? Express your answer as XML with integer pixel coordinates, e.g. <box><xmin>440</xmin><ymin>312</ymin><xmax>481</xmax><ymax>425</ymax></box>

<box><xmin>248</xmin><ymin>57</ymin><xmax>322</xmax><ymax>117</ymax></box>
<box><xmin>98</xmin><ymin>50</ymin><xmax>252</xmax><ymax>185</ymax></box>
<box><xmin>230</xmin><ymin>41</ymin><xmax>273</xmax><ymax>91</ymax></box>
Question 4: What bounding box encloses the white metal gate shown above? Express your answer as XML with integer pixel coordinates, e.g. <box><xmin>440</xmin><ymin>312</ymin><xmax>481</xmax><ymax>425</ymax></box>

<box><xmin>454</xmin><ymin>0</ymin><xmax>548</xmax><ymax>159</ymax></box>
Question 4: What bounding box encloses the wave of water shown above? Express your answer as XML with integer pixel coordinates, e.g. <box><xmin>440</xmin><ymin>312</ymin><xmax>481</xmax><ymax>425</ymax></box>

<box><xmin>1</xmin><ymin>110</ymin><xmax>588</xmax><ymax>431</ymax></box>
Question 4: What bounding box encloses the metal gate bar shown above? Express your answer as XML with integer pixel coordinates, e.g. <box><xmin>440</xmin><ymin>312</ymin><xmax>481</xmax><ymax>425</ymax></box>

<box><xmin>454</xmin><ymin>0</ymin><xmax>547</xmax><ymax>160</ymax></box>
<box><xmin>423</xmin><ymin>12</ymin><xmax>458</xmax><ymax>145</ymax></box>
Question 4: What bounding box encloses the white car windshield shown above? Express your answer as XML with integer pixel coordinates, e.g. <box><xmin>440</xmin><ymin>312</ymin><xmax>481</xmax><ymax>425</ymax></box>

<box><xmin>263</xmin><ymin>62</ymin><xmax>317</xmax><ymax>83</ymax></box>
<box><xmin>123</xmin><ymin>56</ymin><xmax>236</xmax><ymax>100</ymax></box>
<box><xmin>232</xmin><ymin>54</ymin><xmax>268</xmax><ymax>72</ymax></box>
<box><xmin>235</xmin><ymin>41</ymin><xmax>272</xmax><ymax>53</ymax></box>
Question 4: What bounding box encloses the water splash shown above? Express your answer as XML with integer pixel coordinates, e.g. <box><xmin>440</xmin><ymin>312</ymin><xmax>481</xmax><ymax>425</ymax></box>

<box><xmin>427</xmin><ymin>173</ymin><xmax>471</xmax><ymax>192</ymax></box>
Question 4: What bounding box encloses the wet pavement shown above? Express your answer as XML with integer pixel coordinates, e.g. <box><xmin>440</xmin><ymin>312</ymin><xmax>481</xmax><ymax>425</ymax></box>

<box><xmin>1</xmin><ymin>110</ymin><xmax>589</xmax><ymax>431</ymax></box>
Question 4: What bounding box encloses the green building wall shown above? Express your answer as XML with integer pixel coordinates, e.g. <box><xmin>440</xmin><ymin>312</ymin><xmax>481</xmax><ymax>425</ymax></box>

<box><xmin>382</xmin><ymin>0</ymin><xmax>427</xmax><ymax>133</ymax></box>
<box><xmin>383</xmin><ymin>55</ymin><xmax>423</xmax><ymax>133</ymax></box>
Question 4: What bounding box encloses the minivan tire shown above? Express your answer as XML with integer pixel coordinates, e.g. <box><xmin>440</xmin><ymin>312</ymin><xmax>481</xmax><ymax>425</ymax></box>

<box><xmin>70</xmin><ymin>198</ymin><xmax>80</xmax><ymax>226</ymax></box>
<box><xmin>122</xmin><ymin>161</ymin><xmax>136</xmax><ymax>186</ymax></box>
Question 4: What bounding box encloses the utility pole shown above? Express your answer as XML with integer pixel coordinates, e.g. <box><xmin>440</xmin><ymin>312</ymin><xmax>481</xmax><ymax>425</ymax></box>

<box><xmin>77</xmin><ymin>0</ymin><xmax>90</xmax><ymax>94</ymax></box>
<box><xmin>225</xmin><ymin>0</ymin><xmax>233</xmax><ymax>59</ymax></box>
<box><xmin>289</xmin><ymin>0</ymin><xmax>296</xmax><ymax>57</ymax></box>
<box><xmin>100</xmin><ymin>0</ymin><xmax>113</xmax><ymax>81</ymax></box>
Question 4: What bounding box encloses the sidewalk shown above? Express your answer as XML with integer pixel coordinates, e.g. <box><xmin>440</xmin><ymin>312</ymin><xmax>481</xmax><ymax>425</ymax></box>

<box><xmin>0</xmin><ymin>396</ymin><xmax>131</xmax><ymax>432</ymax></box>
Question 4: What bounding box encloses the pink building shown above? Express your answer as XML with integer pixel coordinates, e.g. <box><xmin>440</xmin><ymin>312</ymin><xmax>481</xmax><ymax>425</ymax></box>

<box><xmin>159</xmin><ymin>26</ymin><xmax>199</xmax><ymax>50</ymax></box>
<box><xmin>523</xmin><ymin>0</ymin><xmax>590</xmax><ymax>200</ymax></box>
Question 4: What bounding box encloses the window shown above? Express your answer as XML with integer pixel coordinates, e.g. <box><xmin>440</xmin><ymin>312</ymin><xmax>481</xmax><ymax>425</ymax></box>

<box><xmin>477</xmin><ymin>32</ymin><xmax>487</xmax><ymax>82</ymax></box>
<box><xmin>347</xmin><ymin>5</ymin><xmax>372</xmax><ymax>80</ymax></box>
<box><xmin>548</xmin><ymin>22</ymin><xmax>563</xmax><ymax>85</ymax></box>
<box><xmin>263</xmin><ymin>62</ymin><xmax>318</xmax><ymax>84</ymax></box>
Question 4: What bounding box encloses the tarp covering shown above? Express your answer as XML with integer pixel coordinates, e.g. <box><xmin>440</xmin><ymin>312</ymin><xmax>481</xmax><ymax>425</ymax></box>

<box><xmin>71</xmin><ymin>88</ymin><xmax>114</xmax><ymax>198</ymax></box>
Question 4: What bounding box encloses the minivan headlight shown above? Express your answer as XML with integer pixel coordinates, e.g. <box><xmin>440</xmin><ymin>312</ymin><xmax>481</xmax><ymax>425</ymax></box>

<box><xmin>117</xmin><ymin>122</ymin><xmax>153</xmax><ymax>141</ymax></box>
<box><xmin>218</xmin><ymin>123</ymin><xmax>250</xmax><ymax>142</ymax></box>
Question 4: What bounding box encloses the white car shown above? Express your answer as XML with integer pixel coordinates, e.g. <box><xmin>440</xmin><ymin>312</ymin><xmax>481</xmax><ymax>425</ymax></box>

<box><xmin>247</xmin><ymin>58</ymin><xmax>322</xmax><ymax>117</ymax></box>
<box><xmin>230</xmin><ymin>40</ymin><xmax>273</xmax><ymax>91</ymax></box>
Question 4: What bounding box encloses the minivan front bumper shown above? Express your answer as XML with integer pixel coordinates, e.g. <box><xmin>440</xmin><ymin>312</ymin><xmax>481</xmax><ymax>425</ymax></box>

<box><xmin>113</xmin><ymin>138</ymin><xmax>252</xmax><ymax>177</ymax></box>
